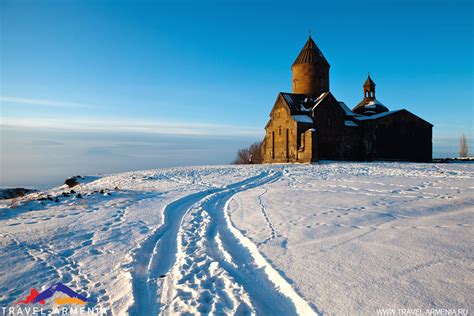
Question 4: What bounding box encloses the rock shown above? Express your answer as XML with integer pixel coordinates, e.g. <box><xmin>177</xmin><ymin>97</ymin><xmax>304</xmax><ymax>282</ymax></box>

<box><xmin>70</xmin><ymin>190</ymin><xmax>76</xmax><ymax>194</ymax></box>
<box><xmin>65</xmin><ymin>177</ymin><xmax>79</xmax><ymax>188</ymax></box>
<box><xmin>76</xmin><ymin>193</ymin><xmax>82</xmax><ymax>199</ymax></box>
<box><xmin>0</xmin><ymin>188</ymin><xmax>36</xmax><ymax>200</ymax></box>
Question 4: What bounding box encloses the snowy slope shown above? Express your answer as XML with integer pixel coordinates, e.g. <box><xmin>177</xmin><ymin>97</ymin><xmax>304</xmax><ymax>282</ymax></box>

<box><xmin>0</xmin><ymin>163</ymin><xmax>472</xmax><ymax>315</ymax></box>
<box><xmin>229</xmin><ymin>163</ymin><xmax>474</xmax><ymax>315</ymax></box>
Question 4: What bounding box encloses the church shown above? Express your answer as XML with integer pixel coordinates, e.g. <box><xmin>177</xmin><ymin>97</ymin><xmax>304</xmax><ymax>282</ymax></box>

<box><xmin>261</xmin><ymin>36</ymin><xmax>433</xmax><ymax>163</ymax></box>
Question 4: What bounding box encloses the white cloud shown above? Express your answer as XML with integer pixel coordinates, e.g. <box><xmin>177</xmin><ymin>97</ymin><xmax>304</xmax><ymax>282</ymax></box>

<box><xmin>0</xmin><ymin>96</ymin><xmax>91</xmax><ymax>108</ymax></box>
<box><xmin>0</xmin><ymin>117</ymin><xmax>263</xmax><ymax>137</ymax></box>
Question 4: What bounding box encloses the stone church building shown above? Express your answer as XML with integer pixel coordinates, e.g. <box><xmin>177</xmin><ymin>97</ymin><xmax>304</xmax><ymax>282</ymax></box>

<box><xmin>261</xmin><ymin>36</ymin><xmax>432</xmax><ymax>163</ymax></box>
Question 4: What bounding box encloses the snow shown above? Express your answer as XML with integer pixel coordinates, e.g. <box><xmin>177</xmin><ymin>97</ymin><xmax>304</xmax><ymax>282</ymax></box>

<box><xmin>356</xmin><ymin>109</ymin><xmax>403</xmax><ymax>120</ymax></box>
<box><xmin>292</xmin><ymin>115</ymin><xmax>313</xmax><ymax>123</ymax></box>
<box><xmin>365</xmin><ymin>99</ymin><xmax>385</xmax><ymax>107</ymax></box>
<box><xmin>315</xmin><ymin>92</ymin><xmax>327</xmax><ymax>102</ymax></box>
<box><xmin>300</xmin><ymin>103</ymin><xmax>311</xmax><ymax>112</ymax></box>
<box><xmin>229</xmin><ymin>163</ymin><xmax>474</xmax><ymax>314</ymax></box>
<box><xmin>344</xmin><ymin>120</ymin><xmax>359</xmax><ymax>127</ymax></box>
<box><xmin>311</xmin><ymin>92</ymin><xmax>329</xmax><ymax>111</ymax></box>
<box><xmin>1</xmin><ymin>163</ymin><xmax>473</xmax><ymax>315</ymax></box>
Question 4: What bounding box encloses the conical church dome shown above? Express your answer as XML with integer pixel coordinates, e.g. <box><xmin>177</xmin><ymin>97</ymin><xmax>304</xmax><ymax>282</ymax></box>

<box><xmin>292</xmin><ymin>36</ymin><xmax>329</xmax><ymax>67</ymax></box>
<box><xmin>291</xmin><ymin>35</ymin><xmax>330</xmax><ymax>97</ymax></box>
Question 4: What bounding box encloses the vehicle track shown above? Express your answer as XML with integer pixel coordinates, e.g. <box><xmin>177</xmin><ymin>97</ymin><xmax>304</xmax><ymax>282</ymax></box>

<box><xmin>129</xmin><ymin>170</ymin><xmax>318</xmax><ymax>315</ymax></box>
<box><xmin>128</xmin><ymin>172</ymin><xmax>292</xmax><ymax>315</ymax></box>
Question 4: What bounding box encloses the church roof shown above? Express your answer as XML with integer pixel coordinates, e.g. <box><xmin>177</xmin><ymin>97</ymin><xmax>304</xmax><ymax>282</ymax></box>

<box><xmin>364</xmin><ymin>75</ymin><xmax>376</xmax><ymax>88</ymax></box>
<box><xmin>354</xmin><ymin>109</ymin><xmax>433</xmax><ymax>126</ymax></box>
<box><xmin>280</xmin><ymin>92</ymin><xmax>354</xmax><ymax>118</ymax></box>
<box><xmin>280</xmin><ymin>92</ymin><xmax>315</xmax><ymax>114</ymax></box>
<box><xmin>292</xmin><ymin>36</ymin><xmax>329</xmax><ymax>67</ymax></box>
<box><xmin>355</xmin><ymin>109</ymin><xmax>402</xmax><ymax>121</ymax></box>
<box><xmin>279</xmin><ymin>91</ymin><xmax>331</xmax><ymax>114</ymax></box>
<box><xmin>292</xmin><ymin>115</ymin><xmax>313</xmax><ymax>124</ymax></box>
<box><xmin>353</xmin><ymin>98</ymin><xmax>389</xmax><ymax>116</ymax></box>
<box><xmin>338</xmin><ymin>101</ymin><xmax>357</xmax><ymax>117</ymax></box>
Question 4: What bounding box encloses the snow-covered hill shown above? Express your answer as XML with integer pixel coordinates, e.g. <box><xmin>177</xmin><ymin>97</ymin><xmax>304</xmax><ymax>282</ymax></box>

<box><xmin>0</xmin><ymin>163</ymin><xmax>472</xmax><ymax>315</ymax></box>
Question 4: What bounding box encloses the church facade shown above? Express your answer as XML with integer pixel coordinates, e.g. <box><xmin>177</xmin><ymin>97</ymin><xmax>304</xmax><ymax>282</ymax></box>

<box><xmin>261</xmin><ymin>36</ymin><xmax>432</xmax><ymax>163</ymax></box>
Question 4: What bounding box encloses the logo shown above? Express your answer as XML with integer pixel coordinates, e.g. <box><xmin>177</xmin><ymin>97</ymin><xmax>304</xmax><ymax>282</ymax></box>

<box><xmin>16</xmin><ymin>282</ymin><xmax>88</xmax><ymax>306</ymax></box>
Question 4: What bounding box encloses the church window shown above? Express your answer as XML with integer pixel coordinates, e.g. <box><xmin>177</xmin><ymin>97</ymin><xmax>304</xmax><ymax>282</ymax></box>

<box><xmin>271</xmin><ymin>131</ymin><xmax>275</xmax><ymax>159</ymax></box>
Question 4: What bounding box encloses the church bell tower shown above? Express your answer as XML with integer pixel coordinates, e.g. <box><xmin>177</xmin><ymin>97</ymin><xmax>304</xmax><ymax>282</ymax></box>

<box><xmin>363</xmin><ymin>74</ymin><xmax>376</xmax><ymax>98</ymax></box>
<box><xmin>291</xmin><ymin>35</ymin><xmax>330</xmax><ymax>98</ymax></box>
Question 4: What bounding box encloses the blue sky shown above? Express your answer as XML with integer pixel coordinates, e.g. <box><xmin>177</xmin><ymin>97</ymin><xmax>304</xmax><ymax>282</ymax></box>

<box><xmin>1</xmin><ymin>0</ymin><xmax>473</xmax><ymax>187</ymax></box>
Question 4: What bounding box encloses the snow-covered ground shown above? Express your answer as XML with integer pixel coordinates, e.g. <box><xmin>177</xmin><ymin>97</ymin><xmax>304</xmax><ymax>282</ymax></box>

<box><xmin>0</xmin><ymin>163</ymin><xmax>472</xmax><ymax>315</ymax></box>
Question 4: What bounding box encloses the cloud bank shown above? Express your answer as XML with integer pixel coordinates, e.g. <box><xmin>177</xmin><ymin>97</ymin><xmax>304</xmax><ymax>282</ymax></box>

<box><xmin>1</xmin><ymin>117</ymin><xmax>263</xmax><ymax>137</ymax></box>
<box><xmin>0</xmin><ymin>96</ymin><xmax>94</xmax><ymax>108</ymax></box>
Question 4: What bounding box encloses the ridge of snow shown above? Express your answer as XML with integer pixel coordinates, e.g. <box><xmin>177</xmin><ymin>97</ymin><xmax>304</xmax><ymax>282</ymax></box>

<box><xmin>345</xmin><ymin>120</ymin><xmax>359</xmax><ymax>127</ymax></box>
<box><xmin>292</xmin><ymin>115</ymin><xmax>313</xmax><ymax>123</ymax></box>
<box><xmin>355</xmin><ymin>109</ymin><xmax>403</xmax><ymax>120</ymax></box>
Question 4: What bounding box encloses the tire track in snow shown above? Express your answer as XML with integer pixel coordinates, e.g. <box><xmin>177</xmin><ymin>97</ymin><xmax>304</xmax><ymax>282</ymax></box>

<box><xmin>163</xmin><ymin>205</ymin><xmax>255</xmax><ymax>314</ymax></box>
<box><xmin>127</xmin><ymin>172</ymin><xmax>276</xmax><ymax>316</ymax></box>
<box><xmin>160</xmin><ymin>171</ymin><xmax>318</xmax><ymax>315</ymax></box>
<box><xmin>127</xmin><ymin>190</ymin><xmax>216</xmax><ymax>315</ymax></box>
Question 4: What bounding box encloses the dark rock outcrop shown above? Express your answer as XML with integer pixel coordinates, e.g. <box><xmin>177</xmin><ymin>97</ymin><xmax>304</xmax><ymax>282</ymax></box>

<box><xmin>0</xmin><ymin>188</ymin><xmax>36</xmax><ymax>200</ymax></box>
<box><xmin>64</xmin><ymin>177</ymin><xmax>79</xmax><ymax>188</ymax></box>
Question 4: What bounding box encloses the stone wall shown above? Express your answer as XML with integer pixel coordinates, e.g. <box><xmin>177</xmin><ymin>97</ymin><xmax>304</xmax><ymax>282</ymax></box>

<box><xmin>262</xmin><ymin>97</ymin><xmax>315</xmax><ymax>163</ymax></box>
<box><xmin>291</xmin><ymin>63</ymin><xmax>329</xmax><ymax>98</ymax></box>
<box><xmin>312</xmin><ymin>94</ymin><xmax>348</xmax><ymax>160</ymax></box>
<box><xmin>363</xmin><ymin>111</ymin><xmax>432</xmax><ymax>162</ymax></box>
<box><xmin>297</xmin><ymin>128</ymin><xmax>317</xmax><ymax>163</ymax></box>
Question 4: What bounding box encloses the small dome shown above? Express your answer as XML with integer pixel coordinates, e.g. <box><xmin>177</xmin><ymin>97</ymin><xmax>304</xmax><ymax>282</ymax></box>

<box><xmin>352</xmin><ymin>74</ymin><xmax>389</xmax><ymax>116</ymax></box>
<box><xmin>353</xmin><ymin>98</ymin><xmax>389</xmax><ymax>116</ymax></box>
